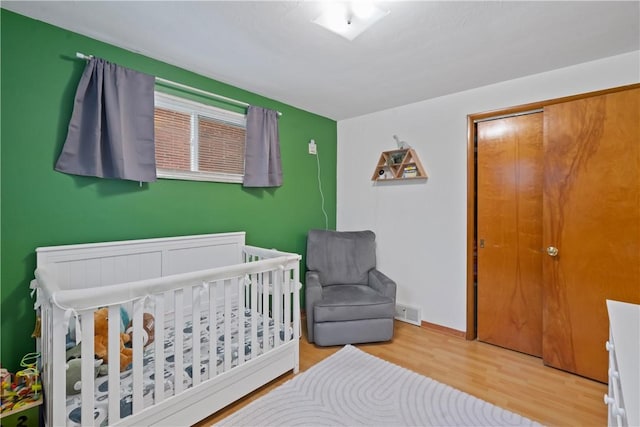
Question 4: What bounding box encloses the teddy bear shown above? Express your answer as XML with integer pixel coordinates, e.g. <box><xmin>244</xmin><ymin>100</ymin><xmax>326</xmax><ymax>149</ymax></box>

<box><xmin>93</xmin><ymin>307</ymin><xmax>133</xmax><ymax>372</ymax></box>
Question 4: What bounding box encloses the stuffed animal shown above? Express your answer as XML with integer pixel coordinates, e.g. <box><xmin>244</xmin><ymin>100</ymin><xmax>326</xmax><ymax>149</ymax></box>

<box><xmin>66</xmin><ymin>357</ymin><xmax>102</xmax><ymax>395</ymax></box>
<box><xmin>66</xmin><ymin>342</ymin><xmax>103</xmax><ymax>393</ymax></box>
<box><xmin>126</xmin><ymin>312</ymin><xmax>155</xmax><ymax>348</ymax></box>
<box><xmin>93</xmin><ymin>308</ymin><xmax>133</xmax><ymax>372</ymax></box>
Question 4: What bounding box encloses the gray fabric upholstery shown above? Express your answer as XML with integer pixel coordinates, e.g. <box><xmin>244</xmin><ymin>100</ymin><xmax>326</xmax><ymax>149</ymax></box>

<box><xmin>306</xmin><ymin>230</ymin><xmax>376</xmax><ymax>286</ymax></box>
<box><xmin>314</xmin><ymin>318</ymin><xmax>394</xmax><ymax>347</ymax></box>
<box><xmin>314</xmin><ymin>285</ymin><xmax>394</xmax><ymax>322</ymax></box>
<box><xmin>305</xmin><ymin>229</ymin><xmax>396</xmax><ymax>346</ymax></box>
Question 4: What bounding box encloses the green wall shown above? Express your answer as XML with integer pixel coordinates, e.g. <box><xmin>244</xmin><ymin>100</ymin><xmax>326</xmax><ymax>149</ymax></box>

<box><xmin>0</xmin><ymin>10</ymin><xmax>337</xmax><ymax>371</ymax></box>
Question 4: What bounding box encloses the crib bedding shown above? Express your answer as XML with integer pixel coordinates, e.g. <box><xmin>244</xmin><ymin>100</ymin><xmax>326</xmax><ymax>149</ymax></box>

<box><xmin>65</xmin><ymin>306</ymin><xmax>292</xmax><ymax>427</ymax></box>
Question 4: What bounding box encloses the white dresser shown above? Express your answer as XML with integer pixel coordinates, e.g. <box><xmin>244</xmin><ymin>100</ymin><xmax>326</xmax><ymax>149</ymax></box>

<box><xmin>605</xmin><ymin>300</ymin><xmax>639</xmax><ymax>427</ymax></box>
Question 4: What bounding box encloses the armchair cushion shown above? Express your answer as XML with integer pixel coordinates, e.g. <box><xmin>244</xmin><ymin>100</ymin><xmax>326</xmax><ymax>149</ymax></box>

<box><xmin>314</xmin><ymin>284</ymin><xmax>394</xmax><ymax>322</ymax></box>
<box><xmin>306</xmin><ymin>229</ymin><xmax>376</xmax><ymax>285</ymax></box>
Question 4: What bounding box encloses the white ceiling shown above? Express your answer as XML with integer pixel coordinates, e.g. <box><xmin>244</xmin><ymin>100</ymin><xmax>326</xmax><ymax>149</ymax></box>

<box><xmin>4</xmin><ymin>1</ymin><xmax>639</xmax><ymax>120</ymax></box>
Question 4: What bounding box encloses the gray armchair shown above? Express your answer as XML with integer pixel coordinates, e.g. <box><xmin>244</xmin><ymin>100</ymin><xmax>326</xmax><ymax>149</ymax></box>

<box><xmin>305</xmin><ymin>229</ymin><xmax>396</xmax><ymax>346</ymax></box>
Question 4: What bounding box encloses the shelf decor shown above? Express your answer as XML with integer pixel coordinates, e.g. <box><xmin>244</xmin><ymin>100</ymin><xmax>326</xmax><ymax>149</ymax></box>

<box><xmin>371</xmin><ymin>148</ymin><xmax>428</xmax><ymax>181</ymax></box>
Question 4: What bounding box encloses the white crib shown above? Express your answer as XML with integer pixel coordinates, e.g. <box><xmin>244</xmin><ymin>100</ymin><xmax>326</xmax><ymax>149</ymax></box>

<box><xmin>31</xmin><ymin>232</ymin><xmax>301</xmax><ymax>426</ymax></box>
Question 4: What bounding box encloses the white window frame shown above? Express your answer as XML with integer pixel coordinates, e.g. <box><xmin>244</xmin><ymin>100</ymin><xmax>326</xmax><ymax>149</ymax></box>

<box><xmin>154</xmin><ymin>91</ymin><xmax>247</xmax><ymax>183</ymax></box>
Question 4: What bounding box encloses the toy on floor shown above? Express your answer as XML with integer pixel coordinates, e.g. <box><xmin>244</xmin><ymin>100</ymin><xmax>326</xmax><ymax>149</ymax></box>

<box><xmin>1</xmin><ymin>353</ymin><xmax>42</xmax><ymax>413</ymax></box>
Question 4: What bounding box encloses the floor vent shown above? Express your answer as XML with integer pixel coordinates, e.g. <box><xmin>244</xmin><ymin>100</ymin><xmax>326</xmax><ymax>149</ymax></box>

<box><xmin>395</xmin><ymin>303</ymin><xmax>421</xmax><ymax>326</ymax></box>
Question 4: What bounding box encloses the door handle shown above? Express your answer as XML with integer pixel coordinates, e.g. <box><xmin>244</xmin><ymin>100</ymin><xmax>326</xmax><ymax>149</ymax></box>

<box><xmin>546</xmin><ymin>246</ymin><xmax>559</xmax><ymax>257</ymax></box>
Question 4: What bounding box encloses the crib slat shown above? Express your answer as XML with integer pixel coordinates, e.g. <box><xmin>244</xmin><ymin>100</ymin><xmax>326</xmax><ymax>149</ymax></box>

<box><xmin>262</xmin><ymin>272</ymin><xmax>270</xmax><ymax>352</ymax></box>
<box><xmin>81</xmin><ymin>310</ymin><xmax>96</xmax><ymax>427</ymax></box>
<box><xmin>284</xmin><ymin>269</ymin><xmax>291</xmax><ymax>343</ymax></box>
<box><xmin>174</xmin><ymin>289</ymin><xmax>184</xmax><ymax>394</ymax></box>
<box><xmin>192</xmin><ymin>285</ymin><xmax>201</xmax><ymax>386</ymax></box>
<box><xmin>132</xmin><ymin>299</ymin><xmax>145</xmax><ymax>414</ymax></box>
<box><xmin>293</xmin><ymin>263</ymin><xmax>301</xmax><ymax>373</ymax></box>
<box><xmin>237</xmin><ymin>277</ymin><xmax>245</xmax><ymax>366</ymax></box>
<box><xmin>223</xmin><ymin>280</ymin><xmax>232</xmax><ymax>372</ymax></box>
<box><xmin>208</xmin><ymin>282</ymin><xmax>218</xmax><ymax>377</ymax></box>
<box><xmin>255</xmin><ymin>271</ymin><xmax>260</xmax><ymax>314</ymax></box>
<box><xmin>250</xmin><ymin>274</ymin><xmax>258</xmax><ymax>360</ymax></box>
<box><xmin>154</xmin><ymin>293</ymin><xmax>165</xmax><ymax>404</ymax></box>
<box><xmin>244</xmin><ymin>277</ymin><xmax>250</xmax><ymax>313</ymax></box>
<box><xmin>274</xmin><ymin>268</ymin><xmax>281</xmax><ymax>347</ymax></box>
<box><xmin>108</xmin><ymin>305</ymin><xmax>121</xmax><ymax>424</ymax></box>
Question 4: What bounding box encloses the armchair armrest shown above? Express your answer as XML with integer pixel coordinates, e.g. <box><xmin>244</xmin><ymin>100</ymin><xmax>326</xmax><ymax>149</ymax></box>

<box><xmin>368</xmin><ymin>269</ymin><xmax>396</xmax><ymax>303</ymax></box>
<box><xmin>305</xmin><ymin>271</ymin><xmax>323</xmax><ymax>343</ymax></box>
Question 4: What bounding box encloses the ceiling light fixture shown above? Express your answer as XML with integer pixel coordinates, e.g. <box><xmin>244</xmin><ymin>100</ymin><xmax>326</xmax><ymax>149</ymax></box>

<box><xmin>313</xmin><ymin>1</ymin><xmax>389</xmax><ymax>41</ymax></box>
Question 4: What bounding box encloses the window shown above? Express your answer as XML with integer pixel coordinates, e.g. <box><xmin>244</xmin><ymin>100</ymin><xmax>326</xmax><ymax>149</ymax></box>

<box><xmin>154</xmin><ymin>92</ymin><xmax>246</xmax><ymax>183</ymax></box>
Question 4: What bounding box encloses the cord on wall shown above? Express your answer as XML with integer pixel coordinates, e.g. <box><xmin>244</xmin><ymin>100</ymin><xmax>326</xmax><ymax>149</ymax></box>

<box><xmin>312</xmin><ymin>139</ymin><xmax>329</xmax><ymax>230</ymax></box>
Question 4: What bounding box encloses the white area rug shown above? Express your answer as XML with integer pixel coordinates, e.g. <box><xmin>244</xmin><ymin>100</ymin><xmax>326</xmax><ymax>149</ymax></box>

<box><xmin>218</xmin><ymin>345</ymin><xmax>542</xmax><ymax>426</ymax></box>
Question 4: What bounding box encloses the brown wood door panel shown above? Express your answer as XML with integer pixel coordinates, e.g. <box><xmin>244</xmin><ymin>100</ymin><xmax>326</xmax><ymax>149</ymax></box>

<box><xmin>542</xmin><ymin>88</ymin><xmax>640</xmax><ymax>382</ymax></box>
<box><xmin>477</xmin><ymin>113</ymin><xmax>543</xmax><ymax>357</ymax></box>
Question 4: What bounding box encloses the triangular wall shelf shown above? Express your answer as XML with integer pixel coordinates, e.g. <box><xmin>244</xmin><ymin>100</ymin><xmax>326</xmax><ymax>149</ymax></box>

<box><xmin>371</xmin><ymin>148</ymin><xmax>428</xmax><ymax>181</ymax></box>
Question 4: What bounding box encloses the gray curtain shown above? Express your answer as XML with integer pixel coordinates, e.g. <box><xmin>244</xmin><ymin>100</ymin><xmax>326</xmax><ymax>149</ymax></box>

<box><xmin>243</xmin><ymin>106</ymin><xmax>283</xmax><ymax>187</ymax></box>
<box><xmin>55</xmin><ymin>57</ymin><xmax>157</xmax><ymax>182</ymax></box>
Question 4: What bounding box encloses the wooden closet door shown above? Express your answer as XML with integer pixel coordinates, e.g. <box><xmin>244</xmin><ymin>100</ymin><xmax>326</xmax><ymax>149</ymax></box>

<box><xmin>542</xmin><ymin>87</ymin><xmax>640</xmax><ymax>382</ymax></box>
<box><xmin>477</xmin><ymin>113</ymin><xmax>543</xmax><ymax>357</ymax></box>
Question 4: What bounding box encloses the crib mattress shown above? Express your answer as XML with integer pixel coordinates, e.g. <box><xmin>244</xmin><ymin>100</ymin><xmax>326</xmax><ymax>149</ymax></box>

<box><xmin>65</xmin><ymin>307</ymin><xmax>290</xmax><ymax>426</ymax></box>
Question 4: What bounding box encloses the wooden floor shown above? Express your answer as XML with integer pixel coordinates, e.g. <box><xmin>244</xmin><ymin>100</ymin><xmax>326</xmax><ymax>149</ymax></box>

<box><xmin>195</xmin><ymin>321</ymin><xmax>607</xmax><ymax>426</ymax></box>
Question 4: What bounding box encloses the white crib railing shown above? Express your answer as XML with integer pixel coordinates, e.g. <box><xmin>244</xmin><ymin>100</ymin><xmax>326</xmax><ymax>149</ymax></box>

<box><xmin>34</xmin><ymin>247</ymin><xmax>300</xmax><ymax>427</ymax></box>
